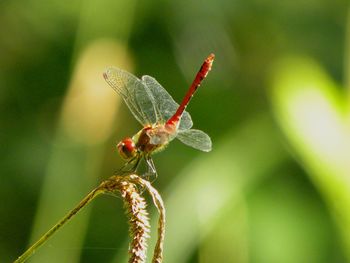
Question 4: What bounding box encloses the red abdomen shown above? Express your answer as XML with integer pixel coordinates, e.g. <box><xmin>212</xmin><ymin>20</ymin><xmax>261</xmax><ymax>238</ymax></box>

<box><xmin>166</xmin><ymin>53</ymin><xmax>214</xmax><ymax>127</ymax></box>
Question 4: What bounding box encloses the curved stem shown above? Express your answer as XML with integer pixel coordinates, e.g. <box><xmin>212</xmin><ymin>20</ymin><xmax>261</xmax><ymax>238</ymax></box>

<box><xmin>126</xmin><ymin>174</ymin><xmax>166</xmax><ymax>263</ymax></box>
<box><xmin>14</xmin><ymin>187</ymin><xmax>105</xmax><ymax>263</ymax></box>
<box><xmin>14</xmin><ymin>174</ymin><xmax>166</xmax><ymax>263</ymax></box>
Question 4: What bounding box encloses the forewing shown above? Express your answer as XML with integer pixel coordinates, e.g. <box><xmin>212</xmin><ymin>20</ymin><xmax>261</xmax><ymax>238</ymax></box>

<box><xmin>142</xmin><ymin>75</ymin><xmax>193</xmax><ymax>130</ymax></box>
<box><xmin>104</xmin><ymin>67</ymin><xmax>158</xmax><ymax>126</ymax></box>
<box><xmin>176</xmin><ymin>129</ymin><xmax>212</xmax><ymax>152</ymax></box>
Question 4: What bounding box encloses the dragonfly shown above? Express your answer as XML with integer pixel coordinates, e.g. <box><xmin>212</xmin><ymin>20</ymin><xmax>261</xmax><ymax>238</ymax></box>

<box><xmin>104</xmin><ymin>53</ymin><xmax>214</xmax><ymax>176</ymax></box>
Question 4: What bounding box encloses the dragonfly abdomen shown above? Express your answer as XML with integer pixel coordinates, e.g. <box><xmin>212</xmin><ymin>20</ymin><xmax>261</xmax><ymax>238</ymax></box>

<box><xmin>166</xmin><ymin>53</ymin><xmax>214</xmax><ymax>127</ymax></box>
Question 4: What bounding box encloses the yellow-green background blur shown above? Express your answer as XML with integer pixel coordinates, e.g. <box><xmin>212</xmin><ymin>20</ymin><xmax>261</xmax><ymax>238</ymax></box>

<box><xmin>2</xmin><ymin>0</ymin><xmax>350</xmax><ymax>262</ymax></box>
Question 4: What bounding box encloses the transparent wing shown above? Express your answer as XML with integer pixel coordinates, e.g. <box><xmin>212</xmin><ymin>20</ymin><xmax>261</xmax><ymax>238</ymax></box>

<box><xmin>142</xmin><ymin>75</ymin><xmax>193</xmax><ymax>130</ymax></box>
<box><xmin>104</xmin><ymin>67</ymin><xmax>158</xmax><ymax>126</ymax></box>
<box><xmin>176</xmin><ymin>129</ymin><xmax>212</xmax><ymax>152</ymax></box>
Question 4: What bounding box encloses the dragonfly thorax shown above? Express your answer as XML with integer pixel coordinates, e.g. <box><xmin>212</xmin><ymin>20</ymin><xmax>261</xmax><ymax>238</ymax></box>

<box><xmin>135</xmin><ymin>125</ymin><xmax>174</xmax><ymax>154</ymax></box>
<box><xmin>117</xmin><ymin>124</ymin><xmax>176</xmax><ymax>161</ymax></box>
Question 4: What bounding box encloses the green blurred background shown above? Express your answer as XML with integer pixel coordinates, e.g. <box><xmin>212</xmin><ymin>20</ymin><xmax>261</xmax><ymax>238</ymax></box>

<box><xmin>1</xmin><ymin>0</ymin><xmax>350</xmax><ymax>262</ymax></box>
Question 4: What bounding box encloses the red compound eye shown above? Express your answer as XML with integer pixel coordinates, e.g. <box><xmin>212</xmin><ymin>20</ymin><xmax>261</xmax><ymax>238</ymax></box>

<box><xmin>117</xmin><ymin>137</ymin><xmax>137</xmax><ymax>160</ymax></box>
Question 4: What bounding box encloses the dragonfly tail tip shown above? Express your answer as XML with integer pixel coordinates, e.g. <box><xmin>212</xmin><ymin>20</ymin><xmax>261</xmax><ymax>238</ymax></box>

<box><xmin>208</xmin><ymin>53</ymin><xmax>215</xmax><ymax>61</ymax></box>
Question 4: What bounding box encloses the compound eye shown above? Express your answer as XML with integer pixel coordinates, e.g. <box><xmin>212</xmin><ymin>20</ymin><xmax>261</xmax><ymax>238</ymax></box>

<box><xmin>117</xmin><ymin>137</ymin><xmax>137</xmax><ymax>160</ymax></box>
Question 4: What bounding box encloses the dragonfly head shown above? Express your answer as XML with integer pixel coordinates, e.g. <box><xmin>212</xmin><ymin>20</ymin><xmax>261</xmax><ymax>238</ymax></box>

<box><xmin>117</xmin><ymin>137</ymin><xmax>137</xmax><ymax>160</ymax></box>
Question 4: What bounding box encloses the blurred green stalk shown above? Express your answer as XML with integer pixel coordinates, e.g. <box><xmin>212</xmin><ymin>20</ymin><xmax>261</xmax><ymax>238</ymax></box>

<box><xmin>270</xmin><ymin>56</ymin><xmax>350</xmax><ymax>260</ymax></box>
<box><xmin>26</xmin><ymin>0</ymin><xmax>136</xmax><ymax>262</ymax></box>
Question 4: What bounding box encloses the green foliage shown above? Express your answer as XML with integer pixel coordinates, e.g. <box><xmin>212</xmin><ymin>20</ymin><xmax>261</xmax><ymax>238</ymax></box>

<box><xmin>1</xmin><ymin>0</ymin><xmax>349</xmax><ymax>262</ymax></box>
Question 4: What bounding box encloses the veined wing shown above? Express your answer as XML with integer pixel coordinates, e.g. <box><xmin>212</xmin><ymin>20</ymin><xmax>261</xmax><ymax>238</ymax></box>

<box><xmin>142</xmin><ymin>75</ymin><xmax>193</xmax><ymax>130</ymax></box>
<box><xmin>176</xmin><ymin>129</ymin><xmax>212</xmax><ymax>152</ymax></box>
<box><xmin>104</xmin><ymin>67</ymin><xmax>158</xmax><ymax>126</ymax></box>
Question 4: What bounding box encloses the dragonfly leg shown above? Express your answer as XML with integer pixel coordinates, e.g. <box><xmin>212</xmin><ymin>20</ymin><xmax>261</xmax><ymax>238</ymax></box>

<box><xmin>144</xmin><ymin>155</ymin><xmax>158</xmax><ymax>181</ymax></box>
<box><xmin>114</xmin><ymin>156</ymin><xmax>141</xmax><ymax>176</ymax></box>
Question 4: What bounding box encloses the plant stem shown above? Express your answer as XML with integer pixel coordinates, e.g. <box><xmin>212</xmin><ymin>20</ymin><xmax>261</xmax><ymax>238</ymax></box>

<box><xmin>14</xmin><ymin>187</ymin><xmax>105</xmax><ymax>263</ymax></box>
<box><xmin>14</xmin><ymin>174</ymin><xmax>166</xmax><ymax>263</ymax></box>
